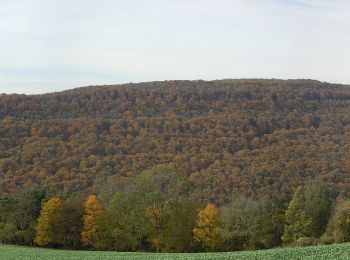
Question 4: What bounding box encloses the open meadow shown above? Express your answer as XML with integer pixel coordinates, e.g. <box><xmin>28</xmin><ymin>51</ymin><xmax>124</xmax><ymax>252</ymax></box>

<box><xmin>1</xmin><ymin>243</ymin><xmax>350</xmax><ymax>260</ymax></box>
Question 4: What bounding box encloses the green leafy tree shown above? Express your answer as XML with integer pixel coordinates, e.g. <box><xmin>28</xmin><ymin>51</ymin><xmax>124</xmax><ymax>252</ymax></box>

<box><xmin>13</xmin><ymin>188</ymin><xmax>44</xmax><ymax>245</ymax></box>
<box><xmin>303</xmin><ymin>179</ymin><xmax>334</xmax><ymax>237</ymax></box>
<box><xmin>220</xmin><ymin>197</ymin><xmax>285</xmax><ymax>250</ymax></box>
<box><xmin>0</xmin><ymin>194</ymin><xmax>15</xmax><ymax>223</ymax></box>
<box><xmin>221</xmin><ymin>197</ymin><xmax>261</xmax><ymax>250</ymax></box>
<box><xmin>98</xmin><ymin>164</ymin><xmax>196</xmax><ymax>252</ymax></box>
<box><xmin>145</xmin><ymin>195</ymin><xmax>197</xmax><ymax>252</ymax></box>
<box><xmin>105</xmin><ymin>192</ymin><xmax>148</xmax><ymax>251</ymax></box>
<box><xmin>60</xmin><ymin>196</ymin><xmax>84</xmax><ymax>248</ymax></box>
<box><xmin>0</xmin><ymin>189</ymin><xmax>45</xmax><ymax>245</ymax></box>
<box><xmin>261</xmin><ymin>199</ymin><xmax>286</xmax><ymax>248</ymax></box>
<box><xmin>107</xmin><ymin>192</ymin><xmax>148</xmax><ymax>251</ymax></box>
<box><xmin>135</xmin><ymin>164</ymin><xmax>190</xmax><ymax>199</ymax></box>
<box><xmin>0</xmin><ymin>223</ymin><xmax>17</xmax><ymax>244</ymax></box>
<box><xmin>160</xmin><ymin>198</ymin><xmax>197</xmax><ymax>252</ymax></box>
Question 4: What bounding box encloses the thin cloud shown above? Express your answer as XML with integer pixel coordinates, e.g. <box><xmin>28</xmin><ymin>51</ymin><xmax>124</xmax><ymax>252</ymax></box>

<box><xmin>271</xmin><ymin>0</ymin><xmax>349</xmax><ymax>10</ymax></box>
<box><xmin>0</xmin><ymin>0</ymin><xmax>349</xmax><ymax>94</ymax></box>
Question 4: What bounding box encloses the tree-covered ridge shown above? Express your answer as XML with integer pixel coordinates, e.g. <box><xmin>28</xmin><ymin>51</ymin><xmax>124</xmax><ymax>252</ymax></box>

<box><xmin>1</xmin><ymin>79</ymin><xmax>350</xmax><ymax>203</ymax></box>
<box><xmin>2</xmin><ymin>79</ymin><xmax>350</xmax><ymax>120</ymax></box>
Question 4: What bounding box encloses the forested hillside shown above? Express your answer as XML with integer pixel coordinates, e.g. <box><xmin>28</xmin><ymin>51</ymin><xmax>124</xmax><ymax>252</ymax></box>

<box><xmin>1</xmin><ymin>79</ymin><xmax>350</xmax><ymax>204</ymax></box>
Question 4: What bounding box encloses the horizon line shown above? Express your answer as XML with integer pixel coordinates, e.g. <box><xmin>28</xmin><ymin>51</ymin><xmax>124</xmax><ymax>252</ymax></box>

<box><xmin>1</xmin><ymin>78</ymin><xmax>349</xmax><ymax>96</ymax></box>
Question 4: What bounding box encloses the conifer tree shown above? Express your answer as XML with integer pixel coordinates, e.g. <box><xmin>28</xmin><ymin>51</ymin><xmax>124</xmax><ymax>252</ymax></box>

<box><xmin>282</xmin><ymin>187</ymin><xmax>313</xmax><ymax>244</ymax></box>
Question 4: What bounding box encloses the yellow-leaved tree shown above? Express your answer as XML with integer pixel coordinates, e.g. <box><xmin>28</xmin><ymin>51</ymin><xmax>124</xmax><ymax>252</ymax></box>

<box><xmin>193</xmin><ymin>203</ymin><xmax>221</xmax><ymax>251</ymax></box>
<box><xmin>81</xmin><ymin>195</ymin><xmax>103</xmax><ymax>248</ymax></box>
<box><xmin>35</xmin><ymin>197</ymin><xmax>64</xmax><ymax>246</ymax></box>
<box><xmin>146</xmin><ymin>203</ymin><xmax>164</xmax><ymax>252</ymax></box>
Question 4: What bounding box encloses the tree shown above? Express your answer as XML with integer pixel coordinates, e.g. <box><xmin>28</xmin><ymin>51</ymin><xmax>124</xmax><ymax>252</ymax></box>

<box><xmin>81</xmin><ymin>195</ymin><xmax>103</xmax><ymax>249</ymax></box>
<box><xmin>60</xmin><ymin>196</ymin><xmax>84</xmax><ymax>248</ymax></box>
<box><xmin>0</xmin><ymin>189</ymin><xmax>45</xmax><ymax>245</ymax></box>
<box><xmin>193</xmin><ymin>203</ymin><xmax>221</xmax><ymax>251</ymax></box>
<box><xmin>145</xmin><ymin>193</ymin><xmax>165</xmax><ymax>252</ymax></box>
<box><xmin>282</xmin><ymin>187</ymin><xmax>313</xmax><ymax>244</ymax></box>
<box><xmin>260</xmin><ymin>199</ymin><xmax>286</xmax><ymax>248</ymax></box>
<box><xmin>105</xmin><ymin>192</ymin><xmax>148</xmax><ymax>251</ymax></box>
<box><xmin>0</xmin><ymin>223</ymin><xmax>17</xmax><ymax>244</ymax></box>
<box><xmin>14</xmin><ymin>189</ymin><xmax>38</xmax><ymax>233</ymax></box>
<box><xmin>145</xmin><ymin>195</ymin><xmax>198</xmax><ymax>252</ymax></box>
<box><xmin>220</xmin><ymin>197</ymin><xmax>285</xmax><ymax>250</ymax></box>
<box><xmin>101</xmin><ymin>165</ymin><xmax>197</xmax><ymax>253</ymax></box>
<box><xmin>135</xmin><ymin>164</ymin><xmax>190</xmax><ymax>200</ymax></box>
<box><xmin>324</xmin><ymin>200</ymin><xmax>350</xmax><ymax>244</ymax></box>
<box><xmin>221</xmin><ymin>197</ymin><xmax>259</xmax><ymax>250</ymax></box>
<box><xmin>0</xmin><ymin>194</ymin><xmax>15</xmax><ymax>224</ymax></box>
<box><xmin>159</xmin><ymin>198</ymin><xmax>197</xmax><ymax>252</ymax></box>
<box><xmin>13</xmin><ymin>188</ymin><xmax>44</xmax><ymax>245</ymax></box>
<box><xmin>303</xmin><ymin>179</ymin><xmax>334</xmax><ymax>237</ymax></box>
<box><xmin>35</xmin><ymin>197</ymin><xmax>64</xmax><ymax>246</ymax></box>
<box><xmin>0</xmin><ymin>194</ymin><xmax>16</xmax><ymax>244</ymax></box>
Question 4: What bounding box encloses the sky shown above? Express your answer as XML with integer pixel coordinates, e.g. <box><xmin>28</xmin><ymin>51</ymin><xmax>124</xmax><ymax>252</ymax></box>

<box><xmin>0</xmin><ymin>0</ymin><xmax>350</xmax><ymax>94</ymax></box>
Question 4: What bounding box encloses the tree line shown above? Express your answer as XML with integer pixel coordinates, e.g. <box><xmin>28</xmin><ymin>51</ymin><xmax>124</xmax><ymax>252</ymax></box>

<box><xmin>1</xmin><ymin>165</ymin><xmax>349</xmax><ymax>252</ymax></box>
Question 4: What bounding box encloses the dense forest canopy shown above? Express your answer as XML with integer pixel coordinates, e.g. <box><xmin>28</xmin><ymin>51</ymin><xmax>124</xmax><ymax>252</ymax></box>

<box><xmin>1</xmin><ymin>79</ymin><xmax>350</xmax><ymax>204</ymax></box>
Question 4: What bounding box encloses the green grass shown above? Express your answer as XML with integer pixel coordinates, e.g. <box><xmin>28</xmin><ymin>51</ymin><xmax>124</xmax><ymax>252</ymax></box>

<box><xmin>0</xmin><ymin>243</ymin><xmax>350</xmax><ymax>260</ymax></box>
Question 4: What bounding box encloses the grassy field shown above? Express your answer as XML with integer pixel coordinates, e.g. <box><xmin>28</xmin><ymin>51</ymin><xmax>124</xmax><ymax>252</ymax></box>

<box><xmin>0</xmin><ymin>243</ymin><xmax>350</xmax><ymax>260</ymax></box>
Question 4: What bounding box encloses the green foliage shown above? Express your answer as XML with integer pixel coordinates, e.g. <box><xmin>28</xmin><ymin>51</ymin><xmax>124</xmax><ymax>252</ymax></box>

<box><xmin>0</xmin><ymin>223</ymin><xmax>17</xmax><ymax>243</ymax></box>
<box><xmin>282</xmin><ymin>187</ymin><xmax>313</xmax><ymax>244</ymax></box>
<box><xmin>260</xmin><ymin>199</ymin><xmax>286</xmax><ymax>248</ymax></box>
<box><xmin>135</xmin><ymin>164</ymin><xmax>190</xmax><ymax>199</ymax></box>
<box><xmin>221</xmin><ymin>197</ymin><xmax>285</xmax><ymax>250</ymax></box>
<box><xmin>104</xmin><ymin>192</ymin><xmax>148</xmax><ymax>251</ymax></box>
<box><xmin>97</xmin><ymin>166</ymin><xmax>197</xmax><ymax>252</ymax></box>
<box><xmin>303</xmin><ymin>179</ymin><xmax>334</xmax><ymax>237</ymax></box>
<box><xmin>0</xmin><ymin>164</ymin><xmax>340</xmax><ymax>252</ymax></box>
<box><xmin>0</xmin><ymin>194</ymin><xmax>15</xmax><ymax>222</ymax></box>
<box><xmin>0</xmin><ymin>189</ymin><xmax>44</xmax><ymax>245</ymax></box>
<box><xmin>158</xmin><ymin>198</ymin><xmax>197</xmax><ymax>252</ymax></box>
<box><xmin>60</xmin><ymin>196</ymin><xmax>84</xmax><ymax>248</ymax></box>
<box><xmin>221</xmin><ymin>197</ymin><xmax>261</xmax><ymax>250</ymax></box>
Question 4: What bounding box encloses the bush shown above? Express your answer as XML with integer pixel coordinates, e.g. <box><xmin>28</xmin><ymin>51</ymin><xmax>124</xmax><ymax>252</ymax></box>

<box><xmin>324</xmin><ymin>200</ymin><xmax>350</xmax><ymax>244</ymax></box>
<box><xmin>293</xmin><ymin>237</ymin><xmax>320</xmax><ymax>247</ymax></box>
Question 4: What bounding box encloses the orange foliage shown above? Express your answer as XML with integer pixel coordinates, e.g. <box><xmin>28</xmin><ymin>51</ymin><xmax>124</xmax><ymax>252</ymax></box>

<box><xmin>81</xmin><ymin>195</ymin><xmax>103</xmax><ymax>248</ymax></box>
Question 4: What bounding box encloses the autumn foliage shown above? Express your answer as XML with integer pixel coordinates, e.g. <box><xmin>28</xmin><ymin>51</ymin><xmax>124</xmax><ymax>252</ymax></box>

<box><xmin>193</xmin><ymin>203</ymin><xmax>221</xmax><ymax>251</ymax></box>
<box><xmin>2</xmin><ymin>80</ymin><xmax>350</xmax><ymax>204</ymax></box>
<box><xmin>1</xmin><ymin>80</ymin><xmax>350</xmax><ymax>252</ymax></box>
<box><xmin>0</xmin><ymin>177</ymin><xmax>348</xmax><ymax>252</ymax></box>
<box><xmin>35</xmin><ymin>198</ymin><xmax>64</xmax><ymax>246</ymax></box>
<box><xmin>81</xmin><ymin>195</ymin><xmax>103</xmax><ymax>248</ymax></box>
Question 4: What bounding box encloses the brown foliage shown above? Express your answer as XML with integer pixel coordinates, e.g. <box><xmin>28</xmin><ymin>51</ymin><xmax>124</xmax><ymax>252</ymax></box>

<box><xmin>1</xmin><ymin>79</ymin><xmax>350</xmax><ymax>204</ymax></box>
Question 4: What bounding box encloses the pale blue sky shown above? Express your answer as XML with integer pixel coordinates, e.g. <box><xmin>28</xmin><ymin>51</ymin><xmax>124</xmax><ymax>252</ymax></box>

<box><xmin>0</xmin><ymin>0</ymin><xmax>349</xmax><ymax>94</ymax></box>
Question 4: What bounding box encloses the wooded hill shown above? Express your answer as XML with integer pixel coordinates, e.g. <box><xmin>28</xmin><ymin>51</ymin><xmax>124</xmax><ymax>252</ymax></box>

<box><xmin>1</xmin><ymin>79</ymin><xmax>350</xmax><ymax>204</ymax></box>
